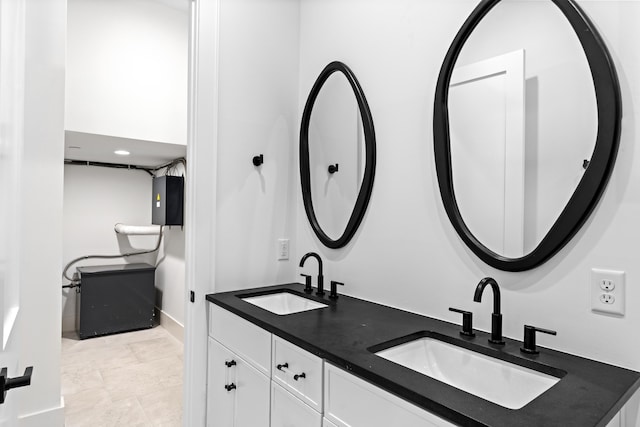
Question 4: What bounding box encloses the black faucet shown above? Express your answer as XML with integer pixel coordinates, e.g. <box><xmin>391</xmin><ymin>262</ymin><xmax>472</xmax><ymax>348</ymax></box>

<box><xmin>473</xmin><ymin>277</ymin><xmax>504</xmax><ymax>345</ymax></box>
<box><xmin>299</xmin><ymin>252</ymin><xmax>324</xmax><ymax>296</ymax></box>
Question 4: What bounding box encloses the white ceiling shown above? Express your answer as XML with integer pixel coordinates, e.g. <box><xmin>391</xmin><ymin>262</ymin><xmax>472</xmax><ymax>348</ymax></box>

<box><xmin>64</xmin><ymin>131</ymin><xmax>187</xmax><ymax>168</ymax></box>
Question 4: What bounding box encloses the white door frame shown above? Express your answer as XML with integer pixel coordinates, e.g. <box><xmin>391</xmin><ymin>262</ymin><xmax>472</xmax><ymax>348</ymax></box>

<box><xmin>183</xmin><ymin>0</ymin><xmax>220</xmax><ymax>425</ymax></box>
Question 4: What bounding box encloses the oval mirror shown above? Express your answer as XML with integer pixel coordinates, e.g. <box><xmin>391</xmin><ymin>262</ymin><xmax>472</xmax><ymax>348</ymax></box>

<box><xmin>300</xmin><ymin>61</ymin><xmax>376</xmax><ymax>249</ymax></box>
<box><xmin>434</xmin><ymin>0</ymin><xmax>621</xmax><ymax>271</ymax></box>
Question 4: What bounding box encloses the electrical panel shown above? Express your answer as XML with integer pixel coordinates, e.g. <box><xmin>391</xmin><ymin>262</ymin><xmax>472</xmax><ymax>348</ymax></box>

<box><xmin>152</xmin><ymin>175</ymin><xmax>184</xmax><ymax>226</ymax></box>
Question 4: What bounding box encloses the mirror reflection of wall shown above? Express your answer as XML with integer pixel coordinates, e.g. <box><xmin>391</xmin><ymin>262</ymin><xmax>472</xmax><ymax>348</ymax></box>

<box><xmin>308</xmin><ymin>73</ymin><xmax>365</xmax><ymax>241</ymax></box>
<box><xmin>448</xmin><ymin>0</ymin><xmax>597</xmax><ymax>257</ymax></box>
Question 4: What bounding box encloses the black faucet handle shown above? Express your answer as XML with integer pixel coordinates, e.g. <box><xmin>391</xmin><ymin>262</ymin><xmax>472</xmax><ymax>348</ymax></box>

<box><xmin>329</xmin><ymin>281</ymin><xmax>344</xmax><ymax>300</ymax></box>
<box><xmin>521</xmin><ymin>325</ymin><xmax>557</xmax><ymax>355</ymax></box>
<box><xmin>449</xmin><ymin>307</ymin><xmax>475</xmax><ymax>337</ymax></box>
<box><xmin>300</xmin><ymin>274</ymin><xmax>313</xmax><ymax>293</ymax></box>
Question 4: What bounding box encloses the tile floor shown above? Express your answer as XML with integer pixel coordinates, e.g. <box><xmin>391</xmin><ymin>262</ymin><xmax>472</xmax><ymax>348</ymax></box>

<box><xmin>61</xmin><ymin>325</ymin><xmax>183</xmax><ymax>427</ymax></box>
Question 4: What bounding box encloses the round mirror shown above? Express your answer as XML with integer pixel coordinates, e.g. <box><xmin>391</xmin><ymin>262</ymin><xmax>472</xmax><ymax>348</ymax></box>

<box><xmin>300</xmin><ymin>61</ymin><xmax>376</xmax><ymax>249</ymax></box>
<box><xmin>434</xmin><ymin>0</ymin><xmax>621</xmax><ymax>271</ymax></box>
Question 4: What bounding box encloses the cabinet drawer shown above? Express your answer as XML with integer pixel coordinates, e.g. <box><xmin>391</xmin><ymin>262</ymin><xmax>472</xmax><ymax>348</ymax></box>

<box><xmin>324</xmin><ymin>363</ymin><xmax>456</xmax><ymax>427</ymax></box>
<box><xmin>209</xmin><ymin>304</ymin><xmax>271</xmax><ymax>376</ymax></box>
<box><xmin>272</xmin><ymin>335</ymin><xmax>323</xmax><ymax>412</ymax></box>
<box><xmin>271</xmin><ymin>382</ymin><xmax>322</xmax><ymax>427</ymax></box>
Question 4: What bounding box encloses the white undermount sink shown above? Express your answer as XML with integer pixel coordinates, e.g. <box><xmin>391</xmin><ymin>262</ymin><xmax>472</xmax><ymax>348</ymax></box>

<box><xmin>374</xmin><ymin>337</ymin><xmax>560</xmax><ymax>409</ymax></box>
<box><xmin>241</xmin><ymin>292</ymin><xmax>328</xmax><ymax>315</ymax></box>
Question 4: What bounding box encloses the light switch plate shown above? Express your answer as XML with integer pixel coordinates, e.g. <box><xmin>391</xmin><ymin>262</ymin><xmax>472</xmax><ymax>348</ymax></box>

<box><xmin>591</xmin><ymin>268</ymin><xmax>625</xmax><ymax>316</ymax></box>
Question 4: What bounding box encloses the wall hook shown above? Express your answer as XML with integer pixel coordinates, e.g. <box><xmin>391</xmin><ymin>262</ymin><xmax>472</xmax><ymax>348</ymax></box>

<box><xmin>583</xmin><ymin>159</ymin><xmax>590</xmax><ymax>169</ymax></box>
<box><xmin>328</xmin><ymin>163</ymin><xmax>339</xmax><ymax>174</ymax></box>
<box><xmin>253</xmin><ymin>154</ymin><xmax>264</xmax><ymax>167</ymax></box>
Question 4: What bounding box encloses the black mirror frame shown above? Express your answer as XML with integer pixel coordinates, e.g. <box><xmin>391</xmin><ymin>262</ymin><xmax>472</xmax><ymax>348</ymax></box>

<box><xmin>433</xmin><ymin>0</ymin><xmax>621</xmax><ymax>271</ymax></box>
<box><xmin>300</xmin><ymin>61</ymin><xmax>376</xmax><ymax>249</ymax></box>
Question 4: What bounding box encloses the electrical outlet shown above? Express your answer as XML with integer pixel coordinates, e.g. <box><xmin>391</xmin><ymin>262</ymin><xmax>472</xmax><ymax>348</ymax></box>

<box><xmin>591</xmin><ymin>268</ymin><xmax>625</xmax><ymax>316</ymax></box>
<box><xmin>600</xmin><ymin>279</ymin><xmax>615</xmax><ymax>292</ymax></box>
<box><xmin>599</xmin><ymin>293</ymin><xmax>615</xmax><ymax>304</ymax></box>
<box><xmin>277</xmin><ymin>239</ymin><xmax>289</xmax><ymax>260</ymax></box>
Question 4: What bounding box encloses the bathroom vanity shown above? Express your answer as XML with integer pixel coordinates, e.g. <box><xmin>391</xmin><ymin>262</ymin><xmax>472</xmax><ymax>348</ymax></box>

<box><xmin>206</xmin><ymin>283</ymin><xmax>640</xmax><ymax>427</ymax></box>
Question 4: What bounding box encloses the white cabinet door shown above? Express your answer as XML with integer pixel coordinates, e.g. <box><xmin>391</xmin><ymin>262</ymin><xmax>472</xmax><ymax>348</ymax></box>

<box><xmin>271</xmin><ymin>381</ymin><xmax>322</xmax><ymax>427</ymax></box>
<box><xmin>207</xmin><ymin>338</ymin><xmax>270</xmax><ymax>427</ymax></box>
<box><xmin>324</xmin><ymin>363</ymin><xmax>455</xmax><ymax>427</ymax></box>
<box><xmin>207</xmin><ymin>338</ymin><xmax>234</xmax><ymax>426</ymax></box>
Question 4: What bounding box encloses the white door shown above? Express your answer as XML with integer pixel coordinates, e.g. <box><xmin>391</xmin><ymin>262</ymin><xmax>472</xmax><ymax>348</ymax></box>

<box><xmin>448</xmin><ymin>50</ymin><xmax>525</xmax><ymax>258</ymax></box>
<box><xmin>0</xmin><ymin>0</ymin><xmax>28</xmax><ymax>424</ymax></box>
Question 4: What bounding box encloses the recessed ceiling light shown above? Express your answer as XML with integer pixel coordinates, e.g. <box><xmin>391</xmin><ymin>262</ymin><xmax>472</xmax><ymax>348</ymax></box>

<box><xmin>114</xmin><ymin>150</ymin><xmax>130</xmax><ymax>156</ymax></box>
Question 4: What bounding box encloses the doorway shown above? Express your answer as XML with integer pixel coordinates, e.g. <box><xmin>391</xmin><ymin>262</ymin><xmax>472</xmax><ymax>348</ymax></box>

<box><xmin>60</xmin><ymin>0</ymin><xmax>190</xmax><ymax>424</ymax></box>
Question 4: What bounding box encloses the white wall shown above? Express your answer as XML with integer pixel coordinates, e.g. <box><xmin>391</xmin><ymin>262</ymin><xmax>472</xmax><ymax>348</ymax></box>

<box><xmin>62</xmin><ymin>165</ymin><xmax>186</xmax><ymax>332</ymax></box>
<box><xmin>296</xmin><ymin>0</ymin><xmax>640</xmax><ymax>377</ymax></box>
<box><xmin>214</xmin><ymin>0</ymin><xmax>300</xmax><ymax>291</ymax></box>
<box><xmin>15</xmin><ymin>0</ymin><xmax>66</xmax><ymax>424</ymax></box>
<box><xmin>66</xmin><ymin>0</ymin><xmax>189</xmax><ymax>145</ymax></box>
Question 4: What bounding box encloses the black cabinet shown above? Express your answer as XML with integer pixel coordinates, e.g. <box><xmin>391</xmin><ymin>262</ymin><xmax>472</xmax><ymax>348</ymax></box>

<box><xmin>76</xmin><ymin>263</ymin><xmax>156</xmax><ymax>339</ymax></box>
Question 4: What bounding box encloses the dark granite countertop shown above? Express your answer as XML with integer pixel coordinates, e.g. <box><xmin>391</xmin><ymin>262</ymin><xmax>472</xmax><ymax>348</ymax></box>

<box><xmin>206</xmin><ymin>283</ymin><xmax>640</xmax><ymax>427</ymax></box>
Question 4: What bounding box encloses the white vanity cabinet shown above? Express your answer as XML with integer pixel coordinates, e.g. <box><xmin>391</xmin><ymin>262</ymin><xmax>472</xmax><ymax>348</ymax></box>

<box><xmin>207</xmin><ymin>305</ymin><xmax>272</xmax><ymax>427</ymax></box>
<box><xmin>208</xmin><ymin>305</ymin><xmax>324</xmax><ymax>427</ymax></box>
<box><xmin>324</xmin><ymin>363</ymin><xmax>456</xmax><ymax>427</ymax></box>
<box><xmin>208</xmin><ymin>304</ymin><xmax>454</xmax><ymax>427</ymax></box>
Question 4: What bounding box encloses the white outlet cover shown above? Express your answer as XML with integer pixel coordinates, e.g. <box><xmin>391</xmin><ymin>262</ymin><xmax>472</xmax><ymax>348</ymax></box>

<box><xmin>591</xmin><ymin>268</ymin><xmax>625</xmax><ymax>316</ymax></box>
<box><xmin>277</xmin><ymin>238</ymin><xmax>289</xmax><ymax>261</ymax></box>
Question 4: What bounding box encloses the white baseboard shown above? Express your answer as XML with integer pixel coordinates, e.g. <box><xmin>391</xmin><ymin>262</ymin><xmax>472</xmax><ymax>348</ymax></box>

<box><xmin>157</xmin><ymin>308</ymin><xmax>184</xmax><ymax>343</ymax></box>
<box><xmin>18</xmin><ymin>397</ymin><xmax>65</xmax><ymax>427</ymax></box>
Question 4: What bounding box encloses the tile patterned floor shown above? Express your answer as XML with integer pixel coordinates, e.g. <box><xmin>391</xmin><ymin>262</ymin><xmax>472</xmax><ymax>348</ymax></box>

<box><xmin>61</xmin><ymin>326</ymin><xmax>183</xmax><ymax>427</ymax></box>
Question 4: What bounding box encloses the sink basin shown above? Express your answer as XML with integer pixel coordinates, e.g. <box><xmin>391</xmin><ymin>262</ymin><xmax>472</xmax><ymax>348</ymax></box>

<box><xmin>374</xmin><ymin>336</ymin><xmax>560</xmax><ymax>409</ymax></box>
<box><xmin>241</xmin><ymin>292</ymin><xmax>328</xmax><ymax>315</ymax></box>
